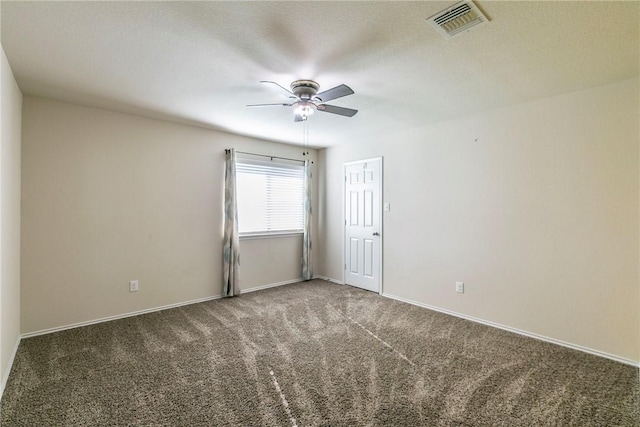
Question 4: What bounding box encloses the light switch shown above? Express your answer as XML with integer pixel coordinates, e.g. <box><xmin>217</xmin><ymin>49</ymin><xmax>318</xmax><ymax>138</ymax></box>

<box><xmin>384</xmin><ymin>202</ymin><xmax>390</xmax><ymax>212</ymax></box>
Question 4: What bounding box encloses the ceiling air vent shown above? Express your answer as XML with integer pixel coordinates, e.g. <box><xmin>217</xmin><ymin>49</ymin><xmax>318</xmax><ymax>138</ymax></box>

<box><xmin>426</xmin><ymin>1</ymin><xmax>489</xmax><ymax>39</ymax></box>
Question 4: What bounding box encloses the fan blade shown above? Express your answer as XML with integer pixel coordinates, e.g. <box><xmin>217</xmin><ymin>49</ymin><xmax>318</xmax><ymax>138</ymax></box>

<box><xmin>246</xmin><ymin>103</ymin><xmax>292</xmax><ymax>107</ymax></box>
<box><xmin>260</xmin><ymin>80</ymin><xmax>296</xmax><ymax>98</ymax></box>
<box><xmin>316</xmin><ymin>104</ymin><xmax>358</xmax><ymax>117</ymax></box>
<box><xmin>314</xmin><ymin>84</ymin><xmax>354</xmax><ymax>103</ymax></box>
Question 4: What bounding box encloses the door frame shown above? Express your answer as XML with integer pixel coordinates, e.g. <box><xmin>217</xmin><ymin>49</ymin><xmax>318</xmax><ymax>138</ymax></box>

<box><xmin>342</xmin><ymin>157</ymin><xmax>383</xmax><ymax>295</ymax></box>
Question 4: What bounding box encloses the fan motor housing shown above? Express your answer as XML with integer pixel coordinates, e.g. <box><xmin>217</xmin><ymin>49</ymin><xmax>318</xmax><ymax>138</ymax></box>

<box><xmin>291</xmin><ymin>80</ymin><xmax>319</xmax><ymax>99</ymax></box>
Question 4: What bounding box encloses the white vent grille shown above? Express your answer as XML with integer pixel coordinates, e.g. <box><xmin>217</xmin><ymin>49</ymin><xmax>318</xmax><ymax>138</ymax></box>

<box><xmin>426</xmin><ymin>1</ymin><xmax>489</xmax><ymax>39</ymax></box>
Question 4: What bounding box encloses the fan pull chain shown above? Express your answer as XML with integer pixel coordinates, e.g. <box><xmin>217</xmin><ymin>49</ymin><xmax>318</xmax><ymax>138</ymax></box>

<box><xmin>302</xmin><ymin>120</ymin><xmax>310</xmax><ymax>157</ymax></box>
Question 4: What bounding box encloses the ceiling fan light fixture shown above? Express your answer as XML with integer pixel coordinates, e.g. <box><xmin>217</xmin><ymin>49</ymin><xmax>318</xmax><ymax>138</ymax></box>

<box><xmin>294</xmin><ymin>103</ymin><xmax>314</xmax><ymax>119</ymax></box>
<box><xmin>248</xmin><ymin>80</ymin><xmax>358</xmax><ymax>122</ymax></box>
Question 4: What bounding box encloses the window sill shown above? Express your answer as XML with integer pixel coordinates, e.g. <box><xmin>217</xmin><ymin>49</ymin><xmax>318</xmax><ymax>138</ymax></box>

<box><xmin>239</xmin><ymin>231</ymin><xmax>304</xmax><ymax>240</ymax></box>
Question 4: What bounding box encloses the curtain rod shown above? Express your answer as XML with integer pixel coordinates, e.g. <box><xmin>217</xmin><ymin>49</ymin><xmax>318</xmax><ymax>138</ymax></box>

<box><xmin>225</xmin><ymin>149</ymin><xmax>312</xmax><ymax>164</ymax></box>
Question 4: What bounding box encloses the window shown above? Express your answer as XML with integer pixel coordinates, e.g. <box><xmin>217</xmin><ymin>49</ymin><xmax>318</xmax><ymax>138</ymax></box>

<box><xmin>236</xmin><ymin>156</ymin><xmax>305</xmax><ymax>236</ymax></box>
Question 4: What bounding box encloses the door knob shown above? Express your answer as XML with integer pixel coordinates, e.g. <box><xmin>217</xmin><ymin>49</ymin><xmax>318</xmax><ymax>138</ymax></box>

<box><xmin>373</xmin><ymin>232</ymin><xmax>380</xmax><ymax>236</ymax></box>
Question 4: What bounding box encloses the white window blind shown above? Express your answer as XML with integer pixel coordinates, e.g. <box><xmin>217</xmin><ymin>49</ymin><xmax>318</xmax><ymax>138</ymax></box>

<box><xmin>236</xmin><ymin>157</ymin><xmax>305</xmax><ymax>235</ymax></box>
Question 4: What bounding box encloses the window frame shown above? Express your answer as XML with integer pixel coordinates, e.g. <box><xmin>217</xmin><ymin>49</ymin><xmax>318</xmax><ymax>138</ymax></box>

<box><xmin>235</xmin><ymin>155</ymin><xmax>306</xmax><ymax>239</ymax></box>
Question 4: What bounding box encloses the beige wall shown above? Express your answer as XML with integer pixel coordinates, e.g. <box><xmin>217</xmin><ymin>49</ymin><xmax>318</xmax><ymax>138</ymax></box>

<box><xmin>318</xmin><ymin>78</ymin><xmax>640</xmax><ymax>363</ymax></box>
<box><xmin>21</xmin><ymin>96</ymin><xmax>317</xmax><ymax>334</ymax></box>
<box><xmin>241</xmin><ymin>235</ymin><xmax>304</xmax><ymax>287</ymax></box>
<box><xmin>1</xmin><ymin>48</ymin><xmax>22</xmax><ymax>391</ymax></box>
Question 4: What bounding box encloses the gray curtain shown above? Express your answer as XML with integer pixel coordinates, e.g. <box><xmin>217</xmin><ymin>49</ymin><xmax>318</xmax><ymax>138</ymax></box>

<box><xmin>223</xmin><ymin>148</ymin><xmax>240</xmax><ymax>296</ymax></box>
<box><xmin>302</xmin><ymin>160</ymin><xmax>313</xmax><ymax>280</ymax></box>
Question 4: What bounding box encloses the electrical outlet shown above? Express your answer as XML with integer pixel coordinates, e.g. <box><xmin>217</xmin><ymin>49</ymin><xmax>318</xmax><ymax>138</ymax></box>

<box><xmin>129</xmin><ymin>280</ymin><xmax>139</xmax><ymax>292</ymax></box>
<box><xmin>455</xmin><ymin>281</ymin><xmax>464</xmax><ymax>293</ymax></box>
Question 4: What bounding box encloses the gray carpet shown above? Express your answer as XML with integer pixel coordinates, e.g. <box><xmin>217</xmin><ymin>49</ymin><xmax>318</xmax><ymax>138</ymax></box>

<box><xmin>1</xmin><ymin>279</ymin><xmax>638</xmax><ymax>426</ymax></box>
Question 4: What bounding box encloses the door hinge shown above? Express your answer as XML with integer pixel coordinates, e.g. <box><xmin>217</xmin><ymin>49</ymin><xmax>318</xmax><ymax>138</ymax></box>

<box><xmin>345</xmin><ymin>264</ymin><xmax>347</xmax><ymax>270</ymax></box>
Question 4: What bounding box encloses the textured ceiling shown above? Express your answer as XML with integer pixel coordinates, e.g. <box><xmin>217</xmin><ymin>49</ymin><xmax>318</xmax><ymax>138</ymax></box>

<box><xmin>2</xmin><ymin>1</ymin><xmax>638</xmax><ymax>148</ymax></box>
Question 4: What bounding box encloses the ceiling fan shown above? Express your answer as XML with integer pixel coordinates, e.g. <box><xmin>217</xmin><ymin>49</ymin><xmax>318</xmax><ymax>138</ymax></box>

<box><xmin>247</xmin><ymin>80</ymin><xmax>358</xmax><ymax>122</ymax></box>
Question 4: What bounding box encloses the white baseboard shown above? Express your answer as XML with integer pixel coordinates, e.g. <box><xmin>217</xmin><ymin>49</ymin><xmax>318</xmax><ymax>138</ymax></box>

<box><xmin>313</xmin><ymin>275</ymin><xmax>345</xmax><ymax>285</ymax></box>
<box><xmin>21</xmin><ymin>279</ymin><xmax>308</xmax><ymax>340</ymax></box>
<box><xmin>241</xmin><ymin>278</ymin><xmax>304</xmax><ymax>294</ymax></box>
<box><xmin>1</xmin><ymin>336</ymin><xmax>21</xmax><ymax>400</ymax></box>
<box><xmin>383</xmin><ymin>292</ymin><xmax>639</xmax><ymax>368</ymax></box>
<box><xmin>21</xmin><ymin>294</ymin><xmax>224</xmax><ymax>339</ymax></box>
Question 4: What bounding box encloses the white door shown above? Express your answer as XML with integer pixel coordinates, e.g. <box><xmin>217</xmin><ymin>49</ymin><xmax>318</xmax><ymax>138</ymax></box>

<box><xmin>344</xmin><ymin>158</ymin><xmax>382</xmax><ymax>293</ymax></box>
